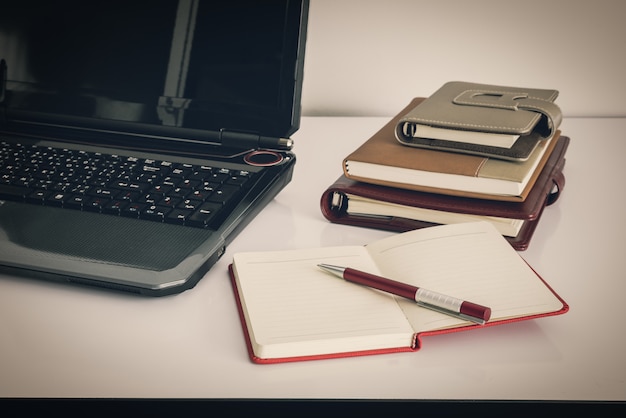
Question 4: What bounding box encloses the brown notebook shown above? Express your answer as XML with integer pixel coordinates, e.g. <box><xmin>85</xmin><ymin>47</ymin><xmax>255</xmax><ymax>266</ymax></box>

<box><xmin>343</xmin><ymin>98</ymin><xmax>560</xmax><ymax>202</ymax></box>
<box><xmin>324</xmin><ymin>135</ymin><xmax>568</xmax><ymax>251</ymax></box>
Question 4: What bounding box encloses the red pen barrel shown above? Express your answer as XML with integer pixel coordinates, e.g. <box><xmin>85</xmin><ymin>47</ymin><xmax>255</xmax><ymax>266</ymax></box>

<box><xmin>343</xmin><ymin>267</ymin><xmax>491</xmax><ymax>323</ymax></box>
<box><xmin>461</xmin><ymin>301</ymin><xmax>492</xmax><ymax>322</ymax></box>
<box><xmin>343</xmin><ymin>268</ymin><xmax>417</xmax><ymax>300</ymax></box>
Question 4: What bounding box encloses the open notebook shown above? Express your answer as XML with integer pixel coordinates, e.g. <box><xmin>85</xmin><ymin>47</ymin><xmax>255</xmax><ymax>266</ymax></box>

<box><xmin>0</xmin><ymin>1</ymin><xmax>309</xmax><ymax>295</ymax></box>
<box><xmin>229</xmin><ymin>222</ymin><xmax>568</xmax><ymax>363</ymax></box>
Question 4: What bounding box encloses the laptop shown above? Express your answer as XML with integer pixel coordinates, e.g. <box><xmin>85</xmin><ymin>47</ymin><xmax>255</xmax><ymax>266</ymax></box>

<box><xmin>0</xmin><ymin>0</ymin><xmax>309</xmax><ymax>295</ymax></box>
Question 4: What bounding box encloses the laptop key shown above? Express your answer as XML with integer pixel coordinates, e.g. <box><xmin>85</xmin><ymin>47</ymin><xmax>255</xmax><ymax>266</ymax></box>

<box><xmin>178</xmin><ymin>198</ymin><xmax>202</xmax><ymax>211</ymax></box>
<box><xmin>226</xmin><ymin>171</ymin><xmax>254</xmax><ymax>187</ymax></box>
<box><xmin>84</xmin><ymin>196</ymin><xmax>108</xmax><ymax>212</ymax></box>
<box><xmin>102</xmin><ymin>200</ymin><xmax>128</xmax><ymax>215</ymax></box>
<box><xmin>187</xmin><ymin>202</ymin><xmax>222</xmax><ymax>228</ymax></box>
<box><xmin>65</xmin><ymin>195</ymin><xmax>86</xmax><ymax>210</ymax></box>
<box><xmin>121</xmin><ymin>202</ymin><xmax>145</xmax><ymax>218</ymax></box>
<box><xmin>26</xmin><ymin>190</ymin><xmax>52</xmax><ymax>204</ymax></box>
<box><xmin>208</xmin><ymin>185</ymin><xmax>240</xmax><ymax>205</ymax></box>
<box><xmin>88</xmin><ymin>187</ymin><xmax>119</xmax><ymax>199</ymax></box>
<box><xmin>166</xmin><ymin>208</ymin><xmax>193</xmax><ymax>225</ymax></box>
<box><xmin>140</xmin><ymin>205</ymin><xmax>171</xmax><ymax>222</ymax></box>
<box><xmin>46</xmin><ymin>192</ymin><xmax>68</xmax><ymax>207</ymax></box>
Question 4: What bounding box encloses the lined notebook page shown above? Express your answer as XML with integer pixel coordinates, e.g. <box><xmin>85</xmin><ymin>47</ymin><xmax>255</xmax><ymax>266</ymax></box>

<box><xmin>232</xmin><ymin>246</ymin><xmax>415</xmax><ymax>359</ymax></box>
<box><xmin>366</xmin><ymin>222</ymin><xmax>564</xmax><ymax>331</ymax></box>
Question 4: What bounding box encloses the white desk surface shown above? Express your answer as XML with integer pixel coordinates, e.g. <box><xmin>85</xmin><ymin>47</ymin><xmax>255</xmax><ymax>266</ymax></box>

<box><xmin>1</xmin><ymin>116</ymin><xmax>625</xmax><ymax>401</ymax></box>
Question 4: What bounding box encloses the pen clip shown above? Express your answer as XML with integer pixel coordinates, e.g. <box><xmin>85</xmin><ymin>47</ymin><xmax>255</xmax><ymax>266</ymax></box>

<box><xmin>416</xmin><ymin>301</ymin><xmax>486</xmax><ymax>325</ymax></box>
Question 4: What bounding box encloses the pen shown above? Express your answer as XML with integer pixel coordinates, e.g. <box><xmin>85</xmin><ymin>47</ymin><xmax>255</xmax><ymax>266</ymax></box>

<box><xmin>317</xmin><ymin>263</ymin><xmax>491</xmax><ymax>325</ymax></box>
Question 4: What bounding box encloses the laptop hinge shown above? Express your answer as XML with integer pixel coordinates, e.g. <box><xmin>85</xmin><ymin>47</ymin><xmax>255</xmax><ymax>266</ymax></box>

<box><xmin>156</xmin><ymin>97</ymin><xmax>292</xmax><ymax>150</ymax></box>
<box><xmin>218</xmin><ymin>129</ymin><xmax>293</xmax><ymax>151</ymax></box>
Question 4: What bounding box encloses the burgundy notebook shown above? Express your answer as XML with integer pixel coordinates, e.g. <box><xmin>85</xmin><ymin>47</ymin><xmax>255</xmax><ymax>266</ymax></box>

<box><xmin>321</xmin><ymin>135</ymin><xmax>569</xmax><ymax>251</ymax></box>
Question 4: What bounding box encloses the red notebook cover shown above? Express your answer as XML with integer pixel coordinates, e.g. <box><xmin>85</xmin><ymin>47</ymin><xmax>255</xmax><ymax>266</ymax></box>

<box><xmin>321</xmin><ymin>136</ymin><xmax>568</xmax><ymax>251</ymax></box>
<box><xmin>229</xmin><ymin>264</ymin><xmax>568</xmax><ymax>364</ymax></box>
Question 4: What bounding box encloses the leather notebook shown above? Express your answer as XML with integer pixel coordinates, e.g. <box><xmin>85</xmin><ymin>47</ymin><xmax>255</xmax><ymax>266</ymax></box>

<box><xmin>342</xmin><ymin>98</ymin><xmax>560</xmax><ymax>202</ymax></box>
<box><xmin>395</xmin><ymin>81</ymin><xmax>562</xmax><ymax>161</ymax></box>
<box><xmin>322</xmin><ymin>135</ymin><xmax>569</xmax><ymax>251</ymax></box>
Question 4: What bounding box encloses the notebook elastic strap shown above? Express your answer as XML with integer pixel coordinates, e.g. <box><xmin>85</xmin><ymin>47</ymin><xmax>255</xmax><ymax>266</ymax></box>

<box><xmin>454</xmin><ymin>89</ymin><xmax>562</xmax><ymax>138</ymax></box>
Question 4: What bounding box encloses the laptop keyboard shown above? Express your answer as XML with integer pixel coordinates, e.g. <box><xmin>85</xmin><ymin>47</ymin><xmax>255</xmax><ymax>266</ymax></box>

<box><xmin>0</xmin><ymin>140</ymin><xmax>256</xmax><ymax>229</ymax></box>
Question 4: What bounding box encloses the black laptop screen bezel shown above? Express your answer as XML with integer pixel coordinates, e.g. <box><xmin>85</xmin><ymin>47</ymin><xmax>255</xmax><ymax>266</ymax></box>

<box><xmin>0</xmin><ymin>0</ymin><xmax>308</xmax><ymax>146</ymax></box>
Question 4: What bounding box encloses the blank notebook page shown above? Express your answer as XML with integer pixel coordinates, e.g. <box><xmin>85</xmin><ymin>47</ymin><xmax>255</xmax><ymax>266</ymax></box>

<box><xmin>232</xmin><ymin>246</ymin><xmax>415</xmax><ymax>359</ymax></box>
<box><xmin>367</xmin><ymin>222</ymin><xmax>564</xmax><ymax>331</ymax></box>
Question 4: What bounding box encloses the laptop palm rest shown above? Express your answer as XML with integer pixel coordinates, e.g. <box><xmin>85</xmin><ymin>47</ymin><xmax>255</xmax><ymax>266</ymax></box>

<box><xmin>0</xmin><ymin>201</ymin><xmax>218</xmax><ymax>293</ymax></box>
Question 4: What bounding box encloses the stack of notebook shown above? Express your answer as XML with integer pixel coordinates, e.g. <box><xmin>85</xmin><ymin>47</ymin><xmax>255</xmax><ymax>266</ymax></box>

<box><xmin>320</xmin><ymin>82</ymin><xmax>570</xmax><ymax>250</ymax></box>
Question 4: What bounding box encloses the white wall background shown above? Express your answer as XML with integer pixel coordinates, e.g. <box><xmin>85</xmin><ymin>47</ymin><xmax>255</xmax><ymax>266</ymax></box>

<box><xmin>300</xmin><ymin>0</ymin><xmax>626</xmax><ymax>117</ymax></box>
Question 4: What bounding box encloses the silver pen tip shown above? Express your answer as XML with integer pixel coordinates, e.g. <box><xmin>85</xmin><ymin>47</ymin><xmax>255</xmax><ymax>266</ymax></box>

<box><xmin>317</xmin><ymin>264</ymin><xmax>345</xmax><ymax>277</ymax></box>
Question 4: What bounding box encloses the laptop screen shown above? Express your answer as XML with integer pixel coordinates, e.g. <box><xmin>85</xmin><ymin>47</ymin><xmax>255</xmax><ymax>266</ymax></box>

<box><xmin>0</xmin><ymin>0</ymin><xmax>307</xmax><ymax>142</ymax></box>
